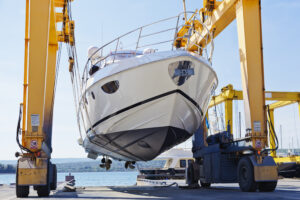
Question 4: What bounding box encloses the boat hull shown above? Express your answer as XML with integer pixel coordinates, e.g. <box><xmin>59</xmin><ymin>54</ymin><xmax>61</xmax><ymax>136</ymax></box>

<box><xmin>84</xmin><ymin>126</ymin><xmax>190</xmax><ymax>161</ymax></box>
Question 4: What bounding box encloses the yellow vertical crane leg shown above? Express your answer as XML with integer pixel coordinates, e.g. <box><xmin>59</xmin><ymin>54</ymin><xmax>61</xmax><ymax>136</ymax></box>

<box><xmin>22</xmin><ymin>0</ymin><xmax>29</xmax><ymax>146</ymax></box>
<box><xmin>17</xmin><ymin>0</ymin><xmax>74</xmax><ymax>197</ymax></box>
<box><xmin>298</xmin><ymin>102</ymin><xmax>300</xmax><ymax>119</ymax></box>
<box><xmin>18</xmin><ymin>0</ymin><xmax>52</xmax><ymax>187</ymax></box>
<box><xmin>236</xmin><ymin>0</ymin><xmax>267</xmax><ymax>150</ymax></box>
<box><xmin>25</xmin><ymin>0</ymin><xmax>51</xmax><ymax>152</ymax></box>
<box><xmin>43</xmin><ymin>0</ymin><xmax>59</xmax><ymax>154</ymax></box>
<box><xmin>225</xmin><ymin>100</ymin><xmax>233</xmax><ymax>134</ymax></box>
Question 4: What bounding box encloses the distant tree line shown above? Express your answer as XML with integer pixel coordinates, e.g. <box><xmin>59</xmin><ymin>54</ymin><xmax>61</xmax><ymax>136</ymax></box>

<box><xmin>0</xmin><ymin>164</ymin><xmax>16</xmax><ymax>173</ymax></box>
<box><xmin>0</xmin><ymin>160</ymin><xmax>164</xmax><ymax>174</ymax></box>
<box><xmin>56</xmin><ymin>160</ymin><xmax>165</xmax><ymax>173</ymax></box>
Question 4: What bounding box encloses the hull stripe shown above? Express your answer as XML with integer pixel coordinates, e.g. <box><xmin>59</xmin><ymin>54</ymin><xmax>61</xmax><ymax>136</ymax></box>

<box><xmin>86</xmin><ymin>89</ymin><xmax>203</xmax><ymax>133</ymax></box>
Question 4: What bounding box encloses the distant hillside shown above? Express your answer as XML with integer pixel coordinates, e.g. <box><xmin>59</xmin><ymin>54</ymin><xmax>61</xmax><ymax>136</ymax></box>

<box><xmin>0</xmin><ymin>159</ymin><xmax>165</xmax><ymax>173</ymax></box>
<box><xmin>0</xmin><ymin>163</ymin><xmax>15</xmax><ymax>174</ymax></box>
<box><xmin>56</xmin><ymin>160</ymin><xmax>165</xmax><ymax>172</ymax></box>
<box><xmin>2</xmin><ymin>148</ymin><xmax>299</xmax><ymax>173</ymax></box>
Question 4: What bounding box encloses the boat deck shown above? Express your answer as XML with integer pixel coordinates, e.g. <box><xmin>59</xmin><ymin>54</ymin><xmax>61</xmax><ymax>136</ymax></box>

<box><xmin>1</xmin><ymin>178</ymin><xmax>300</xmax><ymax>199</ymax></box>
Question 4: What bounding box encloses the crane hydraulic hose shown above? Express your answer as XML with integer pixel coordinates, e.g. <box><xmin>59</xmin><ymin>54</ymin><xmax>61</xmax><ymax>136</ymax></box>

<box><xmin>16</xmin><ymin>104</ymin><xmax>33</xmax><ymax>154</ymax></box>
<box><xmin>262</xmin><ymin>105</ymin><xmax>279</xmax><ymax>155</ymax></box>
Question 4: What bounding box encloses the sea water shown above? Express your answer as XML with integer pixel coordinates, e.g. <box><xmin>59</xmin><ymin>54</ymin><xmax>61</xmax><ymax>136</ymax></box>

<box><xmin>0</xmin><ymin>171</ymin><xmax>139</xmax><ymax>186</ymax></box>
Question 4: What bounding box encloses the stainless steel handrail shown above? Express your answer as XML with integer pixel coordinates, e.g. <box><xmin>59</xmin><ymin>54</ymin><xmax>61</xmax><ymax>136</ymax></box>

<box><xmin>81</xmin><ymin>11</ymin><xmax>214</xmax><ymax>88</ymax></box>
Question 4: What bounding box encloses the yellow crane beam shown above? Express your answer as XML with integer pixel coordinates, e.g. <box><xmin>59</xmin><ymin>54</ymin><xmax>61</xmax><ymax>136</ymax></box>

<box><xmin>209</xmin><ymin>85</ymin><xmax>300</xmax><ymax>107</ymax></box>
<box><xmin>188</xmin><ymin>0</ymin><xmax>238</xmax><ymax>50</ymax></box>
<box><xmin>268</xmin><ymin>101</ymin><xmax>296</xmax><ymax>110</ymax></box>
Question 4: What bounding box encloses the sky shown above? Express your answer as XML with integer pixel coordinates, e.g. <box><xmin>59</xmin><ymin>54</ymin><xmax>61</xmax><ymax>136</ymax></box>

<box><xmin>0</xmin><ymin>0</ymin><xmax>299</xmax><ymax>160</ymax></box>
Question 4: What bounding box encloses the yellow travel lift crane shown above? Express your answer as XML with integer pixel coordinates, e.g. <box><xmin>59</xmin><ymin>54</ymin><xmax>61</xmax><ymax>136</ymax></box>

<box><xmin>176</xmin><ymin>0</ymin><xmax>296</xmax><ymax>192</ymax></box>
<box><xmin>14</xmin><ymin>0</ymin><xmax>297</xmax><ymax>197</ymax></box>
<box><xmin>15</xmin><ymin>0</ymin><xmax>74</xmax><ymax>197</ymax></box>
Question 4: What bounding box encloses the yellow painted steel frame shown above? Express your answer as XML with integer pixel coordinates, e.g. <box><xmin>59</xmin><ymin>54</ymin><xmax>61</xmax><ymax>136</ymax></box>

<box><xmin>23</xmin><ymin>0</ymin><xmax>60</xmax><ymax>153</ymax></box>
<box><xmin>208</xmin><ymin>85</ymin><xmax>300</xmax><ymax>162</ymax></box>
<box><xmin>19</xmin><ymin>0</ymin><xmax>74</xmax><ymax>186</ymax></box>
<box><xmin>274</xmin><ymin>156</ymin><xmax>300</xmax><ymax>164</ymax></box>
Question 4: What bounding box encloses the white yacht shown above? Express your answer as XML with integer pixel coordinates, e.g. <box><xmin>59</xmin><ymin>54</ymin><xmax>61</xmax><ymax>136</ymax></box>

<box><xmin>137</xmin><ymin>148</ymin><xmax>193</xmax><ymax>186</ymax></box>
<box><xmin>77</xmin><ymin>13</ymin><xmax>218</xmax><ymax>166</ymax></box>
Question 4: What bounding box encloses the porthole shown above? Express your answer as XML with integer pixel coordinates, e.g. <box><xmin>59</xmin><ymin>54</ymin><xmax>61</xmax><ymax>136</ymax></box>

<box><xmin>101</xmin><ymin>80</ymin><xmax>119</xmax><ymax>94</ymax></box>
<box><xmin>168</xmin><ymin>61</ymin><xmax>194</xmax><ymax>86</ymax></box>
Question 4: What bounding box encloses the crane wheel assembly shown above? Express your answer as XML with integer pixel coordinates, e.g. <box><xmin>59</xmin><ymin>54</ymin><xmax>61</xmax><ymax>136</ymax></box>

<box><xmin>186</xmin><ymin>126</ymin><xmax>278</xmax><ymax>192</ymax></box>
<box><xmin>16</xmin><ymin>158</ymin><xmax>57</xmax><ymax>197</ymax></box>
<box><xmin>237</xmin><ymin>157</ymin><xmax>258</xmax><ymax>192</ymax></box>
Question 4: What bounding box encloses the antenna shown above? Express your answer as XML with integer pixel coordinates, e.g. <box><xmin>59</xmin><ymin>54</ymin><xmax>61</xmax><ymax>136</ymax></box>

<box><xmin>293</xmin><ymin>104</ymin><xmax>299</xmax><ymax>148</ymax></box>
<box><xmin>101</xmin><ymin>24</ymin><xmax>103</xmax><ymax>46</ymax></box>
<box><xmin>182</xmin><ymin>0</ymin><xmax>187</xmax><ymax>23</ymax></box>
<box><xmin>238</xmin><ymin>112</ymin><xmax>241</xmax><ymax>138</ymax></box>
<box><xmin>280</xmin><ymin>124</ymin><xmax>283</xmax><ymax>149</ymax></box>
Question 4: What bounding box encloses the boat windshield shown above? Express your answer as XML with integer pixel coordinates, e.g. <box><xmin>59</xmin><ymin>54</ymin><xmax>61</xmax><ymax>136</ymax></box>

<box><xmin>104</xmin><ymin>50</ymin><xmax>143</xmax><ymax>64</ymax></box>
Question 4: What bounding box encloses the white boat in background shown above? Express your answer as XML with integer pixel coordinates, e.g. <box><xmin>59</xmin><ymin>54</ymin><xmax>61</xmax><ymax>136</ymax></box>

<box><xmin>137</xmin><ymin>148</ymin><xmax>193</xmax><ymax>186</ymax></box>
<box><xmin>76</xmin><ymin>12</ymin><xmax>218</xmax><ymax>168</ymax></box>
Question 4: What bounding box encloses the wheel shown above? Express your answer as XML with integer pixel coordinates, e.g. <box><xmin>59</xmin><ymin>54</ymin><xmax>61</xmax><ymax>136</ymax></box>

<box><xmin>186</xmin><ymin>163</ymin><xmax>199</xmax><ymax>186</ymax></box>
<box><xmin>16</xmin><ymin>162</ymin><xmax>29</xmax><ymax>198</ymax></box>
<box><xmin>186</xmin><ymin>163</ymin><xmax>194</xmax><ymax>185</ymax></box>
<box><xmin>37</xmin><ymin>185</ymin><xmax>50</xmax><ymax>197</ymax></box>
<box><xmin>258</xmin><ymin>181</ymin><xmax>277</xmax><ymax>192</ymax></box>
<box><xmin>200</xmin><ymin>181</ymin><xmax>211</xmax><ymax>188</ymax></box>
<box><xmin>16</xmin><ymin>185</ymin><xmax>29</xmax><ymax>198</ymax></box>
<box><xmin>237</xmin><ymin>157</ymin><xmax>257</xmax><ymax>192</ymax></box>
<box><xmin>50</xmin><ymin>164</ymin><xmax>57</xmax><ymax>190</ymax></box>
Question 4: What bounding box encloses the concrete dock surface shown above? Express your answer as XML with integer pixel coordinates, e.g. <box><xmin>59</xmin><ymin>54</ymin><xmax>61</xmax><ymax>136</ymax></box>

<box><xmin>1</xmin><ymin>178</ymin><xmax>299</xmax><ymax>200</ymax></box>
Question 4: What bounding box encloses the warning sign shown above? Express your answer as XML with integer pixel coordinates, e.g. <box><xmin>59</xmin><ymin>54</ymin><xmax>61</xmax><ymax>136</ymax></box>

<box><xmin>31</xmin><ymin>114</ymin><xmax>40</xmax><ymax>126</ymax></box>
<box><xmin>31</xmin><ymin>114</ymin><xmax>39</xmax><ymax>132</ymax></box>
<box><xmin>30</xmin><ymin>140</ymin><xmax>38</xmax><ymax>149</ymax></box>
<box><xmin>255</xmin><ymin>140</ymin><xmax>262</xmax><ymax>149</ymax></box>
<box><xmin>253</xmin><ymin>121</ymin><xmax>261</xmax><ymax>132</ymax></box>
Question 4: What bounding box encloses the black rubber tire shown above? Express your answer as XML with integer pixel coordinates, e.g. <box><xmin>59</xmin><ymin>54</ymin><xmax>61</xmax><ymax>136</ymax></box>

<box><xmin>50</xmin><ymin>164</ymin><xmax>57</xmax><ymax>190</ymax></box>
<box><xmin>237</xmin><ymin>157</ymin><xmax>257</xmax><ymax>192</ymax></box>
<box><xmin>37</xmin><ymin>185</ymin><xmax>50</xmax><ymax>197</ymax></box>
<box><xmin>200</xmin><ymin>181</ymin><xmax>211</xmax><ymax>188</ymax></box>
<box><xmin>186</xmin><ymin>163</ymin><xmax>200</xmax><ymax>187</ymax></box>
<box><xmin>258</xmin><ymin>181</ymin><xmax>277</xmax><ymax>192</ymax></box>
<box><xmin>186</xmin><ymin>163</ymin><xmax>194</xmax><ymax>185</ymax></box>
<box><xmin>16</xmin><ymin>162</ymin><xmax>29</xmax><ymax>198</ymax></box>
<box><xmin>16</xmin><ymin>185</ymin><xmax>29</xmax><ymax>198</ymax></box>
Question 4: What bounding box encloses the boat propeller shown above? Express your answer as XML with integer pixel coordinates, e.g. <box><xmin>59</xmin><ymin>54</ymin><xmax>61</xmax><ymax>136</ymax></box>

<box><xmin>99</xmin><ymin>157</ymin><xmax>112</xmax><ymax>170</ymax></box>
<box><xmin>125</xmin><ymin>161</ymin><xmax>136</xmax><ymax>169</ymax></box>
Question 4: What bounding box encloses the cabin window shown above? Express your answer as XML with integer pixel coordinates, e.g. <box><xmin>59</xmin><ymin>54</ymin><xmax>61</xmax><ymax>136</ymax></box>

<box><xmin>179</xmin><ymin>160</ymin><xmax>186</xmax><ymax>168</ymax></box>
<box><xmin>168</xmin><ymin>61</ymin><xmax>195</xmax><ymax>86</ymax></box>
<box><xmin>89</xmin><ymin>65</ymin><xmax>100</xmax><ymax>76</ymax></box>
<box><xmin>101</xmin><ymin>80</ymin><xmax>119</xmax><ymax>94</ymax></box>
<box><xmin>188</xmin><ymin>159</ymin><xmax>193</xmax><ymax>165</ymax></box>
<box><xmin>91</xmin><ymin>92</ymin><xmax>95</xmax><ymax>100</ymax></box>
